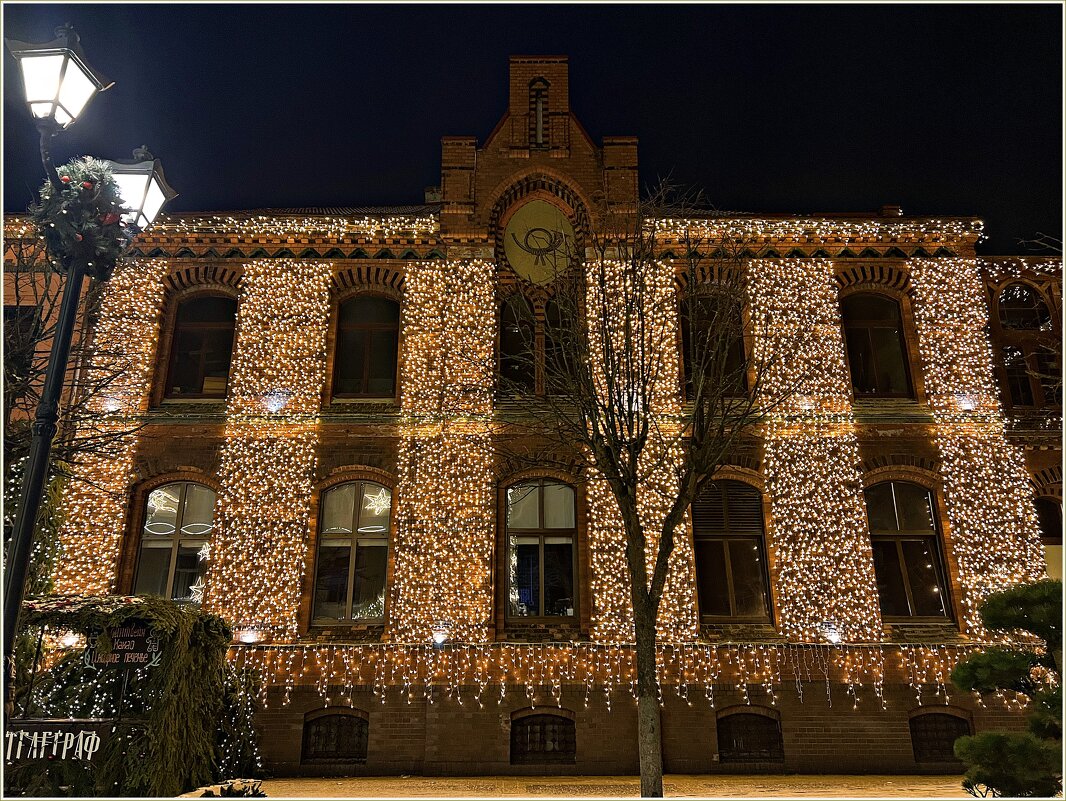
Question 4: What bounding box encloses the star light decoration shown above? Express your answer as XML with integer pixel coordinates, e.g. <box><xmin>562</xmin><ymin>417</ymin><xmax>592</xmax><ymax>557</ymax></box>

<box><xmin>53</xmin><ymin>259</ymin><xmax>169</xmax><ymax>594</ymax></box>
<box><xmin>907</xmin><ymin>257</ymin><xmax>1047</xmax><ymax>634</ymax></box>
<box><xmin>748</xmin><ymin>258</ymin><xmax>882</xmax><ymax>642</ymax></box>
<box><xmin>203</xmin><ymin>259</ymin><xmax>331</xmax><ymax>641</ymax></box>
<box><xmin>363</xmin><ymin>487</ymin><xmax>392</xmax><ymax>517</ymax></box>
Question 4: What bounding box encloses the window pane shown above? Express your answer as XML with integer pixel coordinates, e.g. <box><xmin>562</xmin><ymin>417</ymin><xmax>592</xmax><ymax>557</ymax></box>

<box><xmin>168</xmin><ymin>329</ymin><xmax>205</xmax><ymax>395</ymax></box>
<box><xmin>172</xmin><ymin>542</ymin><xmax>206</xmax><ymax>603</ymax></box>
<box><xmin>543</xmin><ymin>539</ymin><xmax>574</xmax><ymax>616</ymax></box>
<box><xmin>999</xmin><ymin>283</ymin><xmax>1052</xmax><ymax>331</ymax></box>
<box><xmin>900</xmin><ymin>539</ymin><xmax>948</xmax><ymax>617</ymax></box>
<box><xmin>358</xmin><ymin>483</ymin><xmax>391</xmax><ymax>533</ymax></box>
<box><xmin>201</xmin><ymin>329</ymin><xmax>234</xmax><ymax>394</ymax></box>
<box><xmin>510</xmin><ymin>538</ymin><xmax>540</xmax><ymax>616</ymax></box>
<box><xmin>351</xmin><ymin>544</ymin><xmax>387</xmax><ymax>618</ymax></box>
<box><xmin>843</xmin><ymin>295</ymin><xmax>901</xmax><ymax>323</ymax></box>
<box><xmin>911</xmin><ymin>714</ymin><xmax>969</xmax><ymax>763</ymax></box>
<box><xmin>500</xmin><ymin>298</ymin><xmax>535</xmax><ymax>390</ymax></box>
<box><xmin>181</xmin><ymin>296</ymin><xmax>236</xmax><ymax>323</ymax></box>
<box><xmin>1003</xmin><ymin>346</ymin><xmax>1035</xmax><ymax>407</ymax></box>
<box><xmin>507</xmin><ymin>484</ymin><xmax>540</xmax><ymax>529</ymax></box>
<box><xmin>872</xmin><ymin>540</ymin><xmax>911</xmax><ymax>616</ymax></box>
<box><xmin>366</xmin><ymin>331</ymin><xmax>398</xmax><ymax>395</ymax></box>
<box><xmin>322</xmin><ymin>484</ymin><xmax>357</xmax><ymax>535</ymax></box>
<box><xmin>314</xmin><ymin>543</ymin><xmax>351</xmax><ymax>619</ymax></box>
<box><xmin>144</xmin><ymin>485</ymin><xmax>181</xmax><ymax>536</ymax></box>
<box><xmin>542</xmin><ymin>483</ymin><xmax>575</xmax><ymax>529</ymax></box>
<box><xmin>1045</xmin><ymin>544</ymin><xmax>1063</xmax><ymax>582</ymax></box>
<box><xmin>134</xmin><ymin>544</ymin><xmax>171</xmax><ymax>596</ymax></box>
<box><xmin>717</xmin><ymin>714</ymin><xmax>784</xmax><ymax>763</ymax></box>
<box><xmin>1036</xmin><ymin>347</ymin><xmax>1061</xmax><ymax>406</ymax></box>
<box><xmin>334</xmin><ymin>328</ymin><xmax>368</xmax><ymax>394</ymax></box>
<box><xmin>869</xmin><ymin>327</ymin><xmax>910</xmax><ymax>395</ymax></box>
<box><xmin>864</xmin><ymin>483</ymin><xmax>898</xmax><ymax>533</ymax></box>
<box><xmin>695</xmin><ymin>539</ymin><xmax>731</xmax><ymax>616</ymax></box>
<box><xmin>181</xmin><ymin>484</ymin><xmax>217</xmax><ymax>536</ymax></box>
<box><xmin>894</xmin><ymin>483</ymin><xmax>935</xmax><ymax>533</ymax></box>
<box><xmin>727</xmin><ymin>540</ymin><xmax>769</xmax><ymax>618</ymax></box>
<box><xmin>1036</xmin><ymin>498</ymin><xmax>1062</xmax><ymax>542</ymax></box>
<box><xmin>341</xmin><ymin>296</ymin><xmax>399</xmax><ymax>325</ymax></box>
<box><xmin>845</xmin><ymin>329</ymin><xmax>876</xmax><ymax>395</ymax></box>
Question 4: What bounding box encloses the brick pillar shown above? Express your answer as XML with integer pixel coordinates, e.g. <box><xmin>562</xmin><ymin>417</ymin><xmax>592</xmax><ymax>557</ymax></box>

<box><xmin>749</xmin><ymin>259</ymin><xmax>882</xmax><ymax>642</ymax></box>
<box><xmin>908</xmin><ymin>257</ymin><xmax>1046</xmax><ymax>635</ymax></box>
<box><xmin>388</xmin><ymin>259</ymin><xmax>496</xmax><ymax>642</ymax></box>
<box><xmin>204</xmin><ymin>260</ymin><xmax>331</xmax><ymax>640</ymax></box>
<box><xmin>54</xmin><ymin>259</ymin><xmax>168</xmax><ymax>594</ymax></box>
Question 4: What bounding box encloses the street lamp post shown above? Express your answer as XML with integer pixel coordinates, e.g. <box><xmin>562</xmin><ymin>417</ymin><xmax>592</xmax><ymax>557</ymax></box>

<box><xmin>3</xmin><ymin>25</ymin><xmax>177</xmax><ymax>669</ymax></box>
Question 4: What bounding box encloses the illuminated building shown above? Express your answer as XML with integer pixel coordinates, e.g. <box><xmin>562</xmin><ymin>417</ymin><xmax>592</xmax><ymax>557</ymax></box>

<box><xmin>4</xmin><ymin>56</ymin><xmax>1060</xmax><ymax>776</ymax></box>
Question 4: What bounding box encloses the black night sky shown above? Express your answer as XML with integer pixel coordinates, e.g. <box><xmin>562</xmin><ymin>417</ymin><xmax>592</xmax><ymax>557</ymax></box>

<box><xmin>3</xmin><ymin>3</ymin><xmax>1062</xmax><ymax>254</ymax></box>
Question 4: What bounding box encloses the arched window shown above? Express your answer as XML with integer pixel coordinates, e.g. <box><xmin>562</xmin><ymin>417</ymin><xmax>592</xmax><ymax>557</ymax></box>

<box><xmin>692</xmin><ymin>480</ymin><xmax>771</xmax><ymax>621</ymax></box>
<box><xmin>500</xmin><ymin>295</ymin><xmax>535</xmax><ymax>392</ymax></box>
<box><xmin>680</xmin><ymin>293</ymin><xmax>747</xmax><ymax>400</ymax></box>
<box><xmin>909</xmin><ymin>712</ymin><xmax>969</xmax><ymax>762</ymax></box>
<box><xmin>841</xmin><ymin>293</ymin><xmax>914</xmax><ymax>398</ymax></box>
<box><xmin>864</xmin><ymin>481</ymin><xmax>951</xmax><ymax>619</ymax></box>
<box><xmin>529</xmin><ymin>78</ymin><xmax>549</xmax><ymax>150</ymax></box>
<box><xmin>995</xmin><ymin>284</ymin><xmax>1059</xmax><ymax>410</ymax></box>
<box><xmin>1036</xmin><ymin>497</ymin><xmax>1063</xmax><ymax>581</ymax></box>
<box><xmin>164</xmin><ymin>295</ymin><xmax>237</xmax><ymax>398</ymax></box>
<box><xmin>505</xmin><ymin>480</ymin><xmax>576</xmax><ymax>618</ymax></box>
<box><xmin>333</xmin><ymin>296</ymin><xmax>400</xmax><ymax>398</ymax></box>
<box><xmin>302</xmin><ymin>710</ymin><xmax>368</xmax><ymax>764</ymax></box>
<box><xmin>998</xmin><ymin>283</ymin><xmax>1053</xmax><ymax>331</ymax></box>
<box><xmin>134</xmin><ymin>481</ymin><xmax>216</xmax><ymax>603</ymax></box>
<box><xmin>717</xmin><ymin>712</ymin><xmax>784</xmax><ymax>763</ymax></box>
<box><xmin>511</xmin><ymin>713</ymin><xmax>575</xmax><ymax>764</ymax></box>
<box><xmin>312</xmin><ymin>480</ymin><xmax>391</xmax><ymax>621</ymax></box>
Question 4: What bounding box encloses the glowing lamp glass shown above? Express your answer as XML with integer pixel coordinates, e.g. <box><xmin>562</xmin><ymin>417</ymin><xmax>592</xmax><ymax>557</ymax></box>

<box><xmin>5</xmin><ymin>41</ymin><xmax>107</xmax><ymax>128</ymax></box>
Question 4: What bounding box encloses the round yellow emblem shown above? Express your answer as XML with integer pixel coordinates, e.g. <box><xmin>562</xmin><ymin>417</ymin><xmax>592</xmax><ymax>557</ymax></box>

<box><xmin>502</xmin><ymin>200</ymin><xmax>575</xmax><ymax>284</ymax></box>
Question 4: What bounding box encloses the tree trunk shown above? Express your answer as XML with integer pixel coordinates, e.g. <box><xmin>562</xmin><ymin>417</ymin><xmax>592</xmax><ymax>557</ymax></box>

<box><xmin>634</xmin><ymin>605</ymin><xmax>664</xmax><ymax>797</ymax></box>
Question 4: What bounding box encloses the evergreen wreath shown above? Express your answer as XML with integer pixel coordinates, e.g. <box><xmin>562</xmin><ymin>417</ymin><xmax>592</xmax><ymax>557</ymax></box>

<box><xmin>29</xmin><ymin>157</ymin><xmax>135</xmax><ymax>280</ymax></box>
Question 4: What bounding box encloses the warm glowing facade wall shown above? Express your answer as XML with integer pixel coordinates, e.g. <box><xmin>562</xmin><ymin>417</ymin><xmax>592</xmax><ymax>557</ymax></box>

<box><xmin>50</xmin><ymin>250</ymin><xmax>1050</xmax><ymax>646</ymax></box>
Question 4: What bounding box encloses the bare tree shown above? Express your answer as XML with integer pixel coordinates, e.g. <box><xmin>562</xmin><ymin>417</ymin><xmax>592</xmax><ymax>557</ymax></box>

<box><xmin>493</xmin><ymin>185</ymin><xmax>795</xmax><ymax>797</ymax></box>
<box><xmin>3</xmin><ymin>230</ymin><xmax>142</xmax><ymax>594</ymax></box>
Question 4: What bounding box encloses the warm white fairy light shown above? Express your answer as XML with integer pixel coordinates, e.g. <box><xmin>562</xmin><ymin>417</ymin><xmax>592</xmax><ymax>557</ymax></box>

<box><xmin>583</xmin><ymin>258</ymin><xmax>698</xmax><ymax>642</ymax></box>
<box><xmin>749</xmin><ymin>259</ymin><xmax>882</xmax><ymax>642</ymax></box>
<box><xmin>149</xmin><ymin>213</ymin><xmax>438</xmax><ymax>239</ymax></box>
<box><xmin>53</xmin><ymin>259</ymin><xmax>168</xmax><ymax>594</ymax></box>
<box><xmin>204</xmin><ymin>260</ymin><xmax>331</xmax><ymax>640</ymax></box>
<box><xmin>908</xmin><ymin>257</ymin><xmax>1047</xmax><ymax>635</ymax></box>
<box><xmin>388</xmin><ymin>258</ymin><xmax>496</xmax><ymax>642</ymax></box>
<box><xmin>653</xmin><ymin>216</ymin><xmax>984</xmax><ymax>245</ymax></box>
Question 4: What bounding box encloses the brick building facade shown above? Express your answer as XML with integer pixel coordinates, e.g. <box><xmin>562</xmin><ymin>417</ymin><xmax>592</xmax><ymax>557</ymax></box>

<box><xmin>4</xmin><ymin>56</ymin><xmax>1062</xmax><ymax>776</ymax></box>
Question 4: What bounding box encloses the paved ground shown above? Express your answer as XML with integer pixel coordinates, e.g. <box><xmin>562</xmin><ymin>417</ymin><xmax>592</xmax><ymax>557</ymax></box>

<box><xmin>258</xmin><ymin>774</ymin><xmax>970</xmax><ymax>798</ymax></box>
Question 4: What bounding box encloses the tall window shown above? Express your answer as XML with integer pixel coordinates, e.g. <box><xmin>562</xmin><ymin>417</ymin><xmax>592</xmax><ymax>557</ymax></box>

<box><xmin>717</xmin><ymin>712</ymin><xmax>784</xmax><ymax>763</ymax></box>
<box><xmin>511</xmin><ymin>713</ymin><xmax>576</xmax><ymax>764</ymax></box>
<box><xmin>134</xmin><ymin>482</ymin><xmax>216</xmax><ymax>603</ymax></box>
<box><xmin>529</xmin><ymin>78</ymin><xmax>549</xmax><ymax>149</ymax></box>
<box><xmin>313</xmin><ymin>480</ymin><xmax>391</xmax><ymax>621</ymax></box>
<box><xmin>692</xmin><ymin>480</ymin><xmax>771</xmax><ymax>621</ymax></box>
<box><xmin>841</xmin><ymin>293</ymin><xmax>914</xmax><ymax>398</ymax></box>
<box><xmin>500</xmin><ymin>295</ymin><xmax>535</xmax><ymax>392</ymax></box>
<box><xmin>995</xmin><ymin>283</ymin><xmax>1059</xmax><ymax>409</ymax></box>
<box><xmin>1036</xmin><ymin>497</ymin><xmax>1062</xmax><ymax>581</ymax></box>
<box><xmin>680</xmin><ymin>293</ymin><xmax>747</xmax><ymax>400</ymax></box>
<box><xmin>506</xmin><ymin>480</ymin><xmax>576</xmax><ymax>618</ymax></box>
<box><xmin>864</xmin><ymin>481</ymin><xmax>950</xmax><ymax>619</ymax></box>
<box><xmin>333</xmin><ymin>296</ymin><xmax>400</xmax><ymax>398</ymax></box>
<box><xmin>164</xmin><ymin>295</ymin><xmax>237</xmax><ymax>398</ymax></box>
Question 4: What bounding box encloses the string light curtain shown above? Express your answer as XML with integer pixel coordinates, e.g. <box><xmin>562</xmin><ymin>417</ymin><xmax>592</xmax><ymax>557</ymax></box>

<box><xmin>908</xmin><ymin>257</ymin><xmax>1046</xmax><ymax>634</ymax></box>
<box><xmin>388</xmin><ymin>258</ymin><xmax>496</xmax><ymax>643</ymax></box>
<box><xmin>203</xmin><ymin>259</ymin><xmax>331</xmax><ymax>640</ymax></box>
<box><xmin>749</xmin><ymin>259</ymin><xmax>882</xmax><ymax>642</ymax></box>
<box><xmin>584</xmin><ymin>258</ymin><xmax>699</xmax><ymax>643</ymax></box>
<box><xmin>54</xmin><ymin>259</ymin><xmax>168</xmax><ymax>593</ymax></box>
